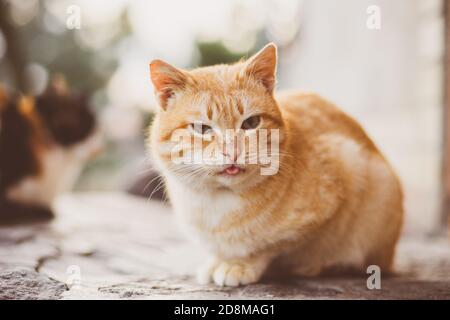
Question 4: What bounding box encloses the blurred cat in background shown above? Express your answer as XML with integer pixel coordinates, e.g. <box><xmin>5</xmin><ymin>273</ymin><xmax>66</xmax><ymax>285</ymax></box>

<box><xmin>0</xmin><ymin>77</ymin><xmax>102</xmax><ymax>224</ymax></box>
<box><xmin>148</xmin><ymin>43</ymin><xmax>403</xmax><ymax>286</ymax></box>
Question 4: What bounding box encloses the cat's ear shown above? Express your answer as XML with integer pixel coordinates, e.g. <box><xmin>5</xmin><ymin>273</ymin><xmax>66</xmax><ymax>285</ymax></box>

<box><xmin>18</xmin><ymin>96</ymin><xmax>35</xmax><ymax>115</ymax></box>
<box><xmin>244</xmin><ymin>43</ymin><xmax>278</xmax><ymax>94</ymax></box>
<box><xmin>149</xmin><ymin>60</ymin><xmax>188</xmax><ymax>110</ymax></box>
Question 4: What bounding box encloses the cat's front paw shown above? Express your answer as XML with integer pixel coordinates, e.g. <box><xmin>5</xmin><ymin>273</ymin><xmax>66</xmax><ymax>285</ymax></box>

<box><xmin>212</xmin><ymin>262</ymin><xmax>259</xmax><ymax>287</ymax></box>
<box><xmin>211</xmin><ymin>261</ymin><xmax>262</xmax><ymax>287</ymax></box>
<box><xmin>196</xmin><ymin>258</ymin><xmax>219</xmax><ymax>285</ymax></box>
<box><xmin>197</xmin><ymin>256</ymin><xmax>270</xmax><ymax>287</ymax></box>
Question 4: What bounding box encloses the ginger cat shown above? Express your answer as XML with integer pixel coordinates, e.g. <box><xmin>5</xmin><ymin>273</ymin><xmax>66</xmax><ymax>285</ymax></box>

<box><xmin>148</xmin><ymin>43</ymin><xmax>403</xmax><ymax>286</ymax></box>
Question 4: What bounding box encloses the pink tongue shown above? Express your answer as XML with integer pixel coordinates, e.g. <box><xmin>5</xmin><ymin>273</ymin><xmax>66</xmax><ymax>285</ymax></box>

<box><xmin>225</xmin><ymin>166</ymin><xmax>240</xmax><ymax>175</ymax></box>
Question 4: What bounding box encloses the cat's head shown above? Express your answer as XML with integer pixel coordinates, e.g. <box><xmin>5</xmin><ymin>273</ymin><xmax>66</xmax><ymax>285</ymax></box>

<box><xmin>0</xmin><ymin>80</ymin><xmax>101</xmax><ymax>195</ymax></box>
<box><xmin>36</xmin><ymin>76</ymin><xmax>97</xmax><ymax>148</ymax></box>
<box><xmin>149</xmin><ymin>44</ymin><xmax>286</xmax><ymax>191</ymax></box>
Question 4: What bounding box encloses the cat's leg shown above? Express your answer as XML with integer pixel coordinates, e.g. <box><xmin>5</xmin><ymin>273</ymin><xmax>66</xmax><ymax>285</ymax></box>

<box><xmin>198</xmin><ymin>253</ymin><xmax>273</xmax><ymax>287</ymax></box>
<box><xmin>196</xmin><ymin>256</ymin><xmax>220</xmax><ymax>285</ymax></box>
<box><xmin>0</xmin><ymin>199</ymin><xmax>54</xmax><ymax>225</ymax></box>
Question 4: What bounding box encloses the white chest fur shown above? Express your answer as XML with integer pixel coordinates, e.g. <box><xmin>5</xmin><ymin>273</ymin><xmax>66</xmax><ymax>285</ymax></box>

<box><xmin>165</xmin><ymin>175</ymin><xmax>244</xmax><ymax>250</ymax></box>
<box><xmin>6</xmin><ymin>129</ymin><xmax>102</xmax><ymax>207</ymax></box>
<box><xmin>6</xmin><ymin>147</ymin><xmax>85</xmax><ymax>207</ymax></box>
<box><xmin>167</xmin><ymin>177</ymin><xmax>242</xmax><ymax>228</ymax></box>
<box><xmin>165</xmin><ymin>175</ymin><xmax>300</xmax><ymax>258</ymax></box>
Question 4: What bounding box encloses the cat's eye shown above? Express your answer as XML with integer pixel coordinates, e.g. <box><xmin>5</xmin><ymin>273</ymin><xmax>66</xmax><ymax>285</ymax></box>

<box><xmin>241</xmin><ymin>115</ymin><xmax>261</xmax><ymax>130</ymax></box>
<box><xmin>190</xmin><ymin>123</ymin><xmax>212</xmax><ymax>135</ymax></box>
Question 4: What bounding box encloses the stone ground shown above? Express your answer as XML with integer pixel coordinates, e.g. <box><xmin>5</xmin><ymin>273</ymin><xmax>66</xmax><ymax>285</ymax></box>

<box><xmin>0</xmin><ymin>192</ymin><xmax>449</xmax><ymax>300</ymax></box>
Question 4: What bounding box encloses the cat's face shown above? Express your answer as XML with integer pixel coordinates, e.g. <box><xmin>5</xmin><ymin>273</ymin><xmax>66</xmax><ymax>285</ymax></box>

<box><xmin>36</xmin><ymin>89</ymin><xmax>96</xmax><ymax>147</ymax></box>
<box><xmin>0</xmin><ymin>84</ymin><xmax>102</xmax><ymax>201</ymax></box>
<box><xmin>150</xmin><ymin>44</ymin><xmax>285</xmax><ymax>191</ymax></box>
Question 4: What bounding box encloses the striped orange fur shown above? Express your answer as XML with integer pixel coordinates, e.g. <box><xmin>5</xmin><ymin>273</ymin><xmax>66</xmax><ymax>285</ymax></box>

<box><xmin>148</xmin><ymin>43</ymin><xmax>403</xmax><ymax>286</ymax></box>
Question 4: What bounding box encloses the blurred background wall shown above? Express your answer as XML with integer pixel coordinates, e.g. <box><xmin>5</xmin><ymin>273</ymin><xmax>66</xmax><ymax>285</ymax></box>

<box><xmin>0</xmin><ymin>0</ymin><xmax>444</xmax><ymax>235</ymax></box>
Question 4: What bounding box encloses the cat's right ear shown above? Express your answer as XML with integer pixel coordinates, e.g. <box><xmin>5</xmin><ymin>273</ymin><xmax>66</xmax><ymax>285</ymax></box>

<box><xmin>244</xmin><ymin>43</ymin><xmax>277</xmax><ymax>94</ymax></box>
<box><xmin>18</xmin><ymin>96</ymin><xmax>35</xmax><ymax>115</ymax></box>
<box><xmin>149</xmin><ymin>60</ymin><xmax>188</xmax><ymax>111</ymax></box>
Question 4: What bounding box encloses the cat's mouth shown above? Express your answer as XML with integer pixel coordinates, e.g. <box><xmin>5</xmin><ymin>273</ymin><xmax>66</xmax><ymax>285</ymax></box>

<box><xmin>220</xmin><ymin>165</ymin><xmax>245</xmax><ymax>176</ymax></box>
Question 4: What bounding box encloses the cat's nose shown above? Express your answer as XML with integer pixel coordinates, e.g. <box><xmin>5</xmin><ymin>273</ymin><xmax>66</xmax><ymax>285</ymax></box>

<box><xmin>222</xmin><ymin>142</ymin><xmax>241</xmax><ymax>163</ymax></box>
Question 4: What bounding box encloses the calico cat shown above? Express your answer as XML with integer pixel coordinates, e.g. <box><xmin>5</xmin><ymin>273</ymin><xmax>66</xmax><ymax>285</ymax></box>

<box><xmin>148</xmin><ymin>43</ymin><xmax>403</xmax><ymax>286</ymax></box>
<box><xmin>0</xmin><ymin>79</ymin><xmax>101</xmax><ymax>225</ymax></box>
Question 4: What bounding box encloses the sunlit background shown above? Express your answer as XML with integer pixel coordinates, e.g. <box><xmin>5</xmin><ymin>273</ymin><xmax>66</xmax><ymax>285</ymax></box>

<box><xmin>0</xmin><ymin>0</ymin><xmax>444</xmax><ymax>235</ymax></box>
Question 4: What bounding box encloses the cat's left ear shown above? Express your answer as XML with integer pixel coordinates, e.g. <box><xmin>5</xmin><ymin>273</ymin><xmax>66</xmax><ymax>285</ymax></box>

<box><xmin>18</xmin><ymin>96</ymin><xmax>35</xmax><ymax>115</ymax></box>
<box><xmin>149</xmin><ymin>60</ymin><xmax>189</xmax><ymax>110</ymax></box>
<box><xmin>244</xmin><ymin>43</ymin><xmax>278</xmax><ymax>94</ymax></box>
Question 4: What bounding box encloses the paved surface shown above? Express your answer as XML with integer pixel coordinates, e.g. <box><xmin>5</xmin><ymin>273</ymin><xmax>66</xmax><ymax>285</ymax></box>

<box><xmin>0</xmin><ymin>192</ymin><xmax>449</xmax><ymax>300</ymax></box>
